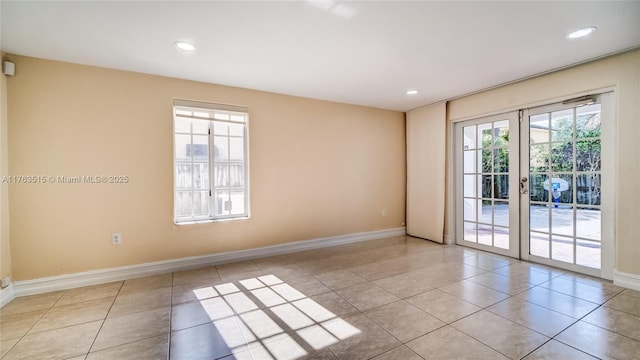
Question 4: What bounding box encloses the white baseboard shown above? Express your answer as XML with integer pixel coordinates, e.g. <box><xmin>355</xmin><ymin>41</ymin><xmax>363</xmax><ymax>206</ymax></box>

<box><xmin>0</xmin><ymin>284</ymin><xmax>15</xmax><ymax>308</ymax></box>
<box><xmin>613</xmin><ymin>270</ymin><xmax>640</xmax><ymax>292</ymax></box>
<box><xmin>2</xmin><ymin>227</ymin><xmax>406</xmax><ymax>306</ymax></box>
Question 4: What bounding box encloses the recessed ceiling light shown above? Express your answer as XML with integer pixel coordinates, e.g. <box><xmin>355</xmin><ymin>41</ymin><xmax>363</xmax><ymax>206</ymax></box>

<box><xmin>175</xmin><ymin>41</ymin><xmax>196</xmax><ymax>51</ymax></box>
<box><xmin>406</xmin><ymin>90</ymin><xmax>418</xmax><ymax>95</ymax></box>
<box><xmin>567</xmin><ymin>26</ymin><xmax>597</xmax><ymax>39</ymax></box>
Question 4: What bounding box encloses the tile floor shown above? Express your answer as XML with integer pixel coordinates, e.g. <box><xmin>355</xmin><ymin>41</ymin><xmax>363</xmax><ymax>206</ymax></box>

<box><xmin>1</xmin><ymin>236</ymin><xmax>640</xmax><ymax>360</ymax></box>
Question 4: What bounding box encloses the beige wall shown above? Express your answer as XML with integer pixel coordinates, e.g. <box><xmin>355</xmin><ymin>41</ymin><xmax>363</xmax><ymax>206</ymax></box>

<box><xmin>1</xmin><ymin>54</ymin><xmax>11</xmax><ymax>281</ymax></box>
<box><xmin>5</xmin><ymin>55</ymin><xmax>406</xmax><ymax>281</ymax></box>
<box><xmin>447</xmin><ymin>49</ymin><xmax>640</xmax><ymax>275</ymax></box>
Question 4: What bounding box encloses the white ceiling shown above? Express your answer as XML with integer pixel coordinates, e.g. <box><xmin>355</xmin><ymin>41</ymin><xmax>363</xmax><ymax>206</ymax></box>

<box><xmin>2</xmin><ymin>1</ymin><xmax>639</xmax><ymax>111</ymax></box>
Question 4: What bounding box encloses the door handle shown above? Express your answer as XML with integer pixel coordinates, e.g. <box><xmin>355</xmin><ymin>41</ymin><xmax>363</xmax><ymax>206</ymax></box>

<box><xmin>520</xmin><ymin>177</ymin><xmax>528</xmax><ymax>194</ymax></box>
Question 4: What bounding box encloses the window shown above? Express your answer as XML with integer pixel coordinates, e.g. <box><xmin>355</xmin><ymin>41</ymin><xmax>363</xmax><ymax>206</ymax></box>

<box><xmin>173</xmin><ymin>100</ymin><xmax>249</xmax><ymax>223</ymax></box>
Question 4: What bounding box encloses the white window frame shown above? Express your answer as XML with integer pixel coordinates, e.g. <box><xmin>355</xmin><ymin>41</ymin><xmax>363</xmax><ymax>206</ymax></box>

<box><xmin>173</xmin><ymin>99</ymin><xmax>250</xmax><ymax>224</ymax></box>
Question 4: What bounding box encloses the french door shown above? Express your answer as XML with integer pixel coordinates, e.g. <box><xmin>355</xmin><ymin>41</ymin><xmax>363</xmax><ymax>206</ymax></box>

<box><xmin>455</xmin><ymin>93</ymin><xmax>614</xmax><ymax>278</ymax></box>
<box><xmin>456</xmin><ymin>112</ymin><xmax>520</xmax><ymax>258</ymax></box>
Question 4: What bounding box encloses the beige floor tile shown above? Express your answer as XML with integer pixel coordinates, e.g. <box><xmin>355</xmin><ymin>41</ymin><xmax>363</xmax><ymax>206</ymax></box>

<box><xmin>348</xmin><ymin>262</ymin><xmax>405</xmax><ymax>281</ymax></box>
<box><xmin>372</xmin><ymin>345</ymin><xmax>423</xmax><ymax>360</ymax></box>
<box><xmin>294</xmin><ymin>349</ymin><xmax>338</xmax><ymax>360</ymax></box>
<box><xmin>468</xmin><ymin>271</ymin><xmax>535</xmax><ymax>295</ymax></box>
<box><xmin>55</xmin><ymin>282</ymin><xmax>122</xmax><ymax>307</ymax></box>
<box><xmin>219</xmin><ymin>269</ymin><xmax>270</xmax><ymax>282</ymax></box>
<box><xmin>439</xmin><ymin>246</ymin><xmax>480</xmax><ymax>260</ymax></box>
<box><xmin>29</xmin><ymin>297</ymin><xmax>114</xmax><ymax>334</ymax></box>
<box><xmin>171</xmin><ymin>282</ymin><xmax>220</xmax><ymax>305</ymax></box>
<box><xmin>373</xmin><ymin>273</ymin><xmax>433</xmax><ymax>299</ymax></box>
<box><xmin>286</xmin><ymin>249</ymin><xmax>326</xmax><ymax>262</ymax></box>
<box><xmin>0</xmin><ymin>337</ymin><xmax>20</xmax><ymax>358</ymax></box>
<box><xmin>169</xmin><ymin>322</ymin><xmax>237</xmax><ymax>360</ymax></box>
<box><xmin>522</xmin><ymin>340</ymin><xmax>597</xmax><ymax>360</ymax></box>
<box><xmin>492</xmin><ymin>263</ymin><xmax>556</xmax><ymax>285</ymax></box>
<box><xmin>86</xmin><ymin>334</ymin><xmax>168</xmax><ymax>360</ymax></box>
<box><xmin>539</xmin><ymin>276</ymin><xmax>620</xmax><ymax>304</ymax></box>
<box><xmin>462</xmin><ymin>253</ymin><xmax>516</xmax><ymax>271</ymax></box>
<box><xmin>440</xmin><ymin>280</ymin><xmax>510</xmax><ymax>308</ymax></box>
<box><xmin>119</xmin><ymin>273</ymin><xmax>173</xmax><ymax>294</ymax></box>
<box><xmin>294</xmin><ymin>260</ymin><xmax>333</xmax><ymax>274</ymax></box>
<box><xmin>365</xmin><ymin>300</ymin><xmax>445</xmax><ymax>342</ymax></box>
<box><xmin>517</xmin><ymin>286</ymin><xmax>599</xmax><ymax>318</ymax></box>
<box><xmin>406</xmin><ymin>289</ymin><xmax>481</xmax><ymax>323</ymax></box>
<box><xmin>559</xmin><ymin>273</ymin><xmax>625</xmax><ymax>293</ymax></box>
<box><xmin>604</xmin><ymin>293</ymin><xmax>640</xmax><ymax>317</ymax></box>
<box><xmin>245</xmin><ymin>333</ymin><xmax>307</xmax><ymax>360</ymax></box>
<box><xmin>108</xmin><ymin>286</ymin><xmax>171</xmax><ymax>317</ymax></box>
<box><xmin>216</xmin><ymin>261</ymin><xmax>261</xmax><ymax>281</ymax></box>
<box><xmin>172</xmin><ymin>266</ymin><xmax>220</xmax><ymax>287</ymax></box>
<box><xmin>171</xmin><ymin>300</ymin><xmax>216</xmax><ymax>331</ymax></box>
<box><xmin>0</xmin><ymin>309</ymin><xmax>46</xmax><ymax>340</ymax></box>
<box><xmin>335</xmin><ymin>282</ymin><xmax>399</xmax><ymax>312</ymax></box>
<box><xmin>328</xmin><ymin>313</ymin><xmax>401</xmax><ymax>360</ymax></box>
<box><xmin>216</xmin><ymin>260</ymin><xmax>260</xmax><ymax>273</ymax></box>
<box><xmin>621</xmin><ymin>288</ymin><xmax>640</xmax><ymax>299</ymax></box>
<box><xmin>287</xmin><ymin>347</ymin><xmax>338</xmax><ymax>360</ymax></box>
<box><xmin>376</xmin><ymin>257</ymin><xmax>420</xmax><ymax>274</ymax></box>
<box><xmin>315</xmin><ymin>269</ymin><xmax>366</xmax><ymax>290</ymax></box>
<box><xmin>3</xmin><ymin>320</ymin><xmax>101</xmax><ymax>360</ymax></box>
<box><xmin>226</xmin><ymin>333</ymin><xmax>337</xmax><ymax>360</ymax></box>
<box><xmin>556</xmin><ymin>320</ymin><xmax>640</xmax><ymax>359</ymax></box>
<box><xmin>447</xmin><ymin>264</ymin><xmax>489</xmax><ymax>282</ymax></box>
<box><xmin>286</xmin><ymin>275</ymin><xmax>332</xmax><ymax>297</ymax></box>
<box><xmin>407</xmin><ymin>325</ymin><xmax>509</xmax><ymax>360</ymax></box>
<box><xmin>334</xmin><ymin>253</ymin><xmax>380</xmax><ymax>268</ymax></box>
<box><xmin>582</xmin><ymin>306</ymin><xmax>640</xmax><ymax>341</ymax></box>
<box><xmin>452</xmin><ymin>310</ymin><xmax>549</xmax><ymax>359</ymax></box>
<box><xmin>65</xmin><ymin>356</ymin><xmax>86</xmax><ymax>360</ymax></box>
<box><xmin>0</xmin><ymin>291</ymin><xmax>64</xmax><ymax>316</ymax></box>
<box><xmin>252</xmin><ymin>254</ymin><xmax>293</xmax><ymax>268</ymax></box>
<box><xmin>293</xmin><ymin>293</ymin><xmax>359</xmax><ymax>323</ymax></box>
<box><xmin>405</xmin><ymin>264</ymin><xmax>484</xmax><ymax>289</ymax></box>
<box><xmin>92</xmin><ymin>306</ymin><xmax>170</xmax><ymax>351</ymax></box>
<box><xmin>486</xmin><ymin>297</ymin><xmax>576</xmax><ymax>337</ymax></box>
<box><xmin>259</xmin><ymin>265</ymin><xmax>312</xmax><ymax>282</ymax></box>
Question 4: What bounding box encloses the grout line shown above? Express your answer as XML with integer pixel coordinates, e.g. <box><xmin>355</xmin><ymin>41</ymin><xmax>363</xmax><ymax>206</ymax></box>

<box><xmin>84</xmin><ymin>280</ymin><xmax>124</xmax><ymax>356</ymax></box>
<box><xmin>167</xmin><ymin>271</ymin><xmax>174</xmax><ymax>360</ymax></box>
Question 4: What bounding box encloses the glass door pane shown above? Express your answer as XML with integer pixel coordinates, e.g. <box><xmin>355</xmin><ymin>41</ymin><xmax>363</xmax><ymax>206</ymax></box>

<box><xmin>524</xmin><ymin>102</ymin><xmax>602</xmax><ymax>271</ymax></box>
<box><xmin>457</xmin><ymin>112</ymin><xmax>518</xmax><ymax>257</ymax></box>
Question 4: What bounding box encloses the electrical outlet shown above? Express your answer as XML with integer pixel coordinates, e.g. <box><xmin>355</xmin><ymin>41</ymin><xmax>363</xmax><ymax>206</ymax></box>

<box><xmin>381</xmin><ymin>208</ymin><xmax>387</xmax><ymax>217</ymax></box>
<box><xmin>112</xmin><ymin>233</ymin><xmax>122</xmax><ymax>245</ymax></box>
<box><xmin>1</xmin><ymin>276</ymin><xmax>10</xmax><ymax>288</ymax></box>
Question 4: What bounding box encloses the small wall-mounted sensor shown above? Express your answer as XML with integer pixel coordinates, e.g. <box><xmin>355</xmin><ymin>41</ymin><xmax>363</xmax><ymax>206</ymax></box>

<box><xmin>2</xmin><ymin>61</ymin><xmax>16</xmax><ymax>76</ymax></box>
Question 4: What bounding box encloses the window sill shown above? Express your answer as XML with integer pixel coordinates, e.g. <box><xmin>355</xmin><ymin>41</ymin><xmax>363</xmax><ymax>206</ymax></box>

<box><xmin>174</xmin><ymin>216</ymin><xmax>250</xmax><ymax>226</ymax></box>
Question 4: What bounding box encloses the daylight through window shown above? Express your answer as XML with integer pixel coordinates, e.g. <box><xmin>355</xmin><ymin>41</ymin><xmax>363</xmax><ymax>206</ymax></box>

<box><xmin>173</xmin><ymin>100</ymin><xmax>249</xmax><ymax>223</ymax></box>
